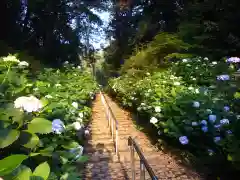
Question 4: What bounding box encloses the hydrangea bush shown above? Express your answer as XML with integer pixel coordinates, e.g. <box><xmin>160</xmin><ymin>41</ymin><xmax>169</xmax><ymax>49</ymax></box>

<box><xmin>108</xmin><ymin>56</ymin><xmax>240</xmax><ymax>172</ymax></box>
<box><xmin>0</xmin><ymin>55</ymin><xmax>97</xmax><ymax>179</ymax></box>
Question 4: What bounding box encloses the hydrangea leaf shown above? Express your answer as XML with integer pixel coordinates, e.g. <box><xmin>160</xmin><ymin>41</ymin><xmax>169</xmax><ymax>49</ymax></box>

<box><xmin>61</xmin><ymin>141</ymin><xmax>79</xmax><ymax>150</ymax></box>
<box><xmin>0</xmin><ymin>155</ymin><xmax>28</xmax><ymax>176</ymax></box>
<box><xmin>0</xmin><ymin>129</ymin><xmax>20</xmax><ymax>148</ymax></box>
<box><xmin>227</xmin><ymin>154</ymin><xmax>233</xmax><ymax>161</ymax></box>
<box><xmin>60</xmin><ymin>156</ymin><xmax>68</xmax><ymax>165</ymax></box>
<box><xmin>27</xmin><ymin>118</ymin><xmax>52</xmax><ymax>134</ymax></box>
<box><xmin>12</xmin><ymin>165</ymin><xmax>32</xmax><ymax>180</ymax></box>
<box><xmin>234</xmin><ymin>92</ymin><xmax>240</xmax><ymax>99</ymax></box>
<box><xmin>38</xmin><ymin>146</ymin><xmax>55</xmax><ymax>157</ymax></box>
<box><xmin>75</xmin><ymin>155</ymin><xmax>89</xmax><ymax>163</ymax></box>
<box><xmin>31</xmin><ymin>162</ymin><xmax>50</xmax><ymax>180</ymax></box>
<box><xmin>40</xmin><ymin>97</ymin><xmax>49</xmax><ymax>107</ymax></box>
<box><xmin>20</xmin><ymin>131</ymin><xmax>39</xmax><ymax>149</ymax></box>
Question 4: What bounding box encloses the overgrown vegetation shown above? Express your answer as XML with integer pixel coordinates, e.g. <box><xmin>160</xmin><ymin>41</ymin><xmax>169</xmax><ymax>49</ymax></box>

<box><xmin>0</xmin><ymin>55</ymin><xmax>97</xmax><ymax>179</ymax></box>
<box><xmin>102</xmin><ymin>0</ymin><xmax>240</xmax><ymax>178</ymax></box>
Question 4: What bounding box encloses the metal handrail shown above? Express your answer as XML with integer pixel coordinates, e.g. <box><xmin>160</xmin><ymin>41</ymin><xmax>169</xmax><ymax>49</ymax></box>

<box><xmin>128</xmin><ymin>136</ymin><xmax>158</xmax><ymax>180</ymax></box>
<box><xmin>99</xmin><ymin>91</ymin><xmax>119</xmax><ymax>154</ymax></box>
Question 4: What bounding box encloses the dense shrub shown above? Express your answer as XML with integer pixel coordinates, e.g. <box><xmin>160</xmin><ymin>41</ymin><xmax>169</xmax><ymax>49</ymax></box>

<box><xmin>120</xmin><ymin>33</ymin><xmax>192</xmax><ymax>74</ymax></box>
<box><xmin>0</xmin><ymin>55</ymin><xmax>97</xmax><ymax>179</ymax></box>
<box><xmin>109</xmin><ymin>56</ymin><xmax>240</xmax><ymax>174</ymax></box>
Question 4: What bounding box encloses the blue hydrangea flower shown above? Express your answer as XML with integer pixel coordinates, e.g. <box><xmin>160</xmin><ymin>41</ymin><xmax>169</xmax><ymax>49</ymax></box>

<box><xmin>179</xmin><ymin>136</ymin><xmax>189</xmax><ymax>145</ymax></box>
<box><xmin>223</xmin><ymin>106</ymin><xmax>230</xmax><ymax>112</ymax></box>
<box><xmin>214</xmin><ymin>124</ymin><xmax>221</xmax><ymax>129</ymax></box>
<box><xmin>191</xmin><ymin>122</ymin><xmax>198</xmax><ymax>126</ymax></box>
<box><xmin>201</xmin><ymin>126</ymin><xmax>208</xmax><ymax>132</ymax></box>
<box><xmin>209</xmin><ymin>115</ymin><xmax>217</xmax><ymax>123</ymax></box>
<box><xmin>227</xmin><ymin>57</ymin><xmax>240</xmax><ymax>63</ymax></box>
<box><xmin>226</xmin><ymin>130</ymin><xmax>232</xmax><ymax>134</ymax></box>
<box><xmin>201</xmin><ymin>120</ymin><xmax>208</xmax><ymax>125</ymax></box>
<box><xmin>220</xmin><ymin>119</ymin><xmax>229</xmax><ymax>125</ymax></box>
<box><xmin>214</xmin><ymin>136</ymin><xmax>221</xmax><ymax>143</ymax></box>
<box><xmin>216</xmin><ymin>75</ymin><xmax>230</xmax><ymax>81</ymax></box>
<box><xmin>52</xmin><ymin>119</ymin><xmax>65</xmax><ymax>134</ymax></box>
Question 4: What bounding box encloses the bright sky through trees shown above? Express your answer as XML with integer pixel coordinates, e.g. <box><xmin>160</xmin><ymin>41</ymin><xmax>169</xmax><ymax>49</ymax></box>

<box><xmin>91</xmin><ymin>10</ymin><xmax>110</xmax><ymax>50</ymax></box>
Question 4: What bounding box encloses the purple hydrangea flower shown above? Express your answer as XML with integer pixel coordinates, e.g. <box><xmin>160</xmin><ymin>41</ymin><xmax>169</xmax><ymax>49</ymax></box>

<box><xmin>216</xmin><ymin>75</ymin><xmax>230</xmax><ymax>81</ymax></box>
<box><xmin>52</xmin><ymin>119</ymin><xmax>65</xmax><ymax>134</ymax></box>
<box><xmin>201</xmin><ymin>120</ymin><xmax>208</xmax><ymax>125</ymax></box>
<box><xmin>223</xmin><ymin>106</ymin><xmax>230</xmax><ymax>112</ymax></box>
<box><xmin>227</xmin><ymin>57</ymin><xmax>240</xmax><ymax>63</ymax></box>
<box><xmin>209</xmin><ymin>115</ymin><xmax>217</xmax><ymax>123</ymax></box>
<box><xmin>179</xmin><ymin>136</ymin><xmax>189</xmax><ymax>145</ymax></box>
<box><xmin>214</xmin><ymin>136</ymin><xmax>221</xmax><ymax>143</ymax></box>
<box><xmin>220</xmin><ymin>119</ymin><xmax>229</xmax><ymax>125</ymax></box>
<box><xmin>201</xmin><ymin>126</ymin><xmax>208</xmax><ymax>132</ymax></box>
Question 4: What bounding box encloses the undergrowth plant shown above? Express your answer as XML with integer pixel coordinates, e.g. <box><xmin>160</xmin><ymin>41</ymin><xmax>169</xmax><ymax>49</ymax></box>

<box><xmin>0</xmin><ymin>55</ymin><xmax>97</xmax><ymax>180</ymax></box>
<box><xmin>109</xmin><ymin>56</ymin><xmax>240</xmax><ymax>173</ymax></box>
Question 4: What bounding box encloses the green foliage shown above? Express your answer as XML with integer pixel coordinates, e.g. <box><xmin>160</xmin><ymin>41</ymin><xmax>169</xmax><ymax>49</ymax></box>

<box><xmin>32</xmin><ymin>162</ymin><xmax>50</xmax><ymax>180</ymax></box>
<box><xmin>27</xmin><ymin>118</ymin><xmax>52</xmax><ymax>134</ymax></box>
<box><xmin>121</xmin><ymin>33</ymin><xmax>192</xmax><ymax>74</ymax></box>
<box><xmin>0</xmin><ymin>155</ymin><xmax>28</xmax><ymax>176</ymax></box>
<box><xmin>109</xmin><ymin>56</ymin><xmax>240</xmax><ymax>176</ymax></box>
<box><xmin>0</xmin><ymin>55</ymin><xmax>97</xmax><ymax>179</ymax></box>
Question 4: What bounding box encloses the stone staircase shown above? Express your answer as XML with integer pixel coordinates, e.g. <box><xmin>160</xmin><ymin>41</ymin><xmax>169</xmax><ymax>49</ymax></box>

<box><xmin>82</xmin><ymin>93</ymin><xmax>202</xmax><ymax>180</ymax></box>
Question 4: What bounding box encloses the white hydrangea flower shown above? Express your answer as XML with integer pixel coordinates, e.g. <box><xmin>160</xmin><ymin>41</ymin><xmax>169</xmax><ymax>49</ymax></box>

<box><xmin>18</xmin><ymin>61</ymin><xmax>29</xmax><ymax>67</ymax></box>
<box><xmin>76</xmin><ymin>117</ymin><xmax>83</xmax><ymax>123</ymax></box>
<box><xmin>146</xmin><ymin>72</ymin><xmax>150</xmax><ymax>76</ymax></box>
<box><xmin>193</xmin><ymin>101</ymin><xmax>200</xmax><ymax>108</ymax></box>
<box><xmin>45</xmin><ymin>95</ymin><xmax>53</xmax><ymax>99</ymax></box>
<box><xmin>55</xmin><ymin>84</ymin><xmax>61</xmax><ymax>87</ymax></box>
<box><xmin>155</xmin><ymin>106</ymin><xmax>161</xmax><ymax>113</ymax></box>
<box><xmin>3</xmin><ymin>55</ymin><xmax>20</xmax><ymax>63</ymax></box>
<box><xmin>188</xmin><ymin>87</ymin><xmax>194</xmax><ymax>90</ymax></box>
<box><xmin>14</xmin><ymin>95</ymin><xmax>43</xmax><ymax>112</ymax></box>
<box><xmin>73</xmin><ymin>122</ymin><xmax>82</xmax><ymax>130</ymax></box>
<box><xmin>182</xmin><ymin>59</ymin><xmax>188</xmax><ymax>62</ymax></box>
<box><xmin>79</xmin><ymin>112</ymin><xmax>84</xmax><ymax>118</ymax></box>
<box><xmin>150</xmin><ymin>117</ymin><xmax>158</xmax><ymax>124</ymax></box>
<box><xmin>72</xmin><ymin>102</ymin><xmax>78</xmax><ymax>109</ymax></box>
<box><xmin>204</xmin><ymin>57</ymin><xmax>209</xmax><ymax>61</ymax></box>
<box><xmin>173</xmin><ymin>82</ymin><xmax>181</xmax><ymax>86</ymax></box>
<box><xmin>212</xmin><ymin>61</ymin><xmax>217</xmax><ymax>65</ymax></box>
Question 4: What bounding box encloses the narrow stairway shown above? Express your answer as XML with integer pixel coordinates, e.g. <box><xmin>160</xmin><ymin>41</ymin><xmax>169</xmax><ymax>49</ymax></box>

<box><xmin>83</xmin><ymin>93</ymin><xmax>202</xmax><ymax>180</ymax></box>
<box><xmin>83</xmin><ymin>93</ymin><xmax>128</xmax><ymax>180</ymax></box>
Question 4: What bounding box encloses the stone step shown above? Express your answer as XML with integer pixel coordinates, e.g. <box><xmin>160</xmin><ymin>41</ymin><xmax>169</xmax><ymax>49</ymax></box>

<box><xmin>83</xmin><ymin>161</ymin><xmax>128</xmax><ymax>180</ymax></box>
<box><xmin>86</xmin><ymin>151</ymin><xmax>119</xmax><ymax>163</ymax></box>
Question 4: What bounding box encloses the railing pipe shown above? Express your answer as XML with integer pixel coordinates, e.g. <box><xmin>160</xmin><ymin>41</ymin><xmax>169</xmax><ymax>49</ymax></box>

<box><xmin>128</xmin><ymin>136</ymin><xmax>158</xmax><ymax>180</ymax></box>
<box><xmin>99</xmin><ymin>90</ymin><xmax>119</xmax><ymax>155</ymax></box>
